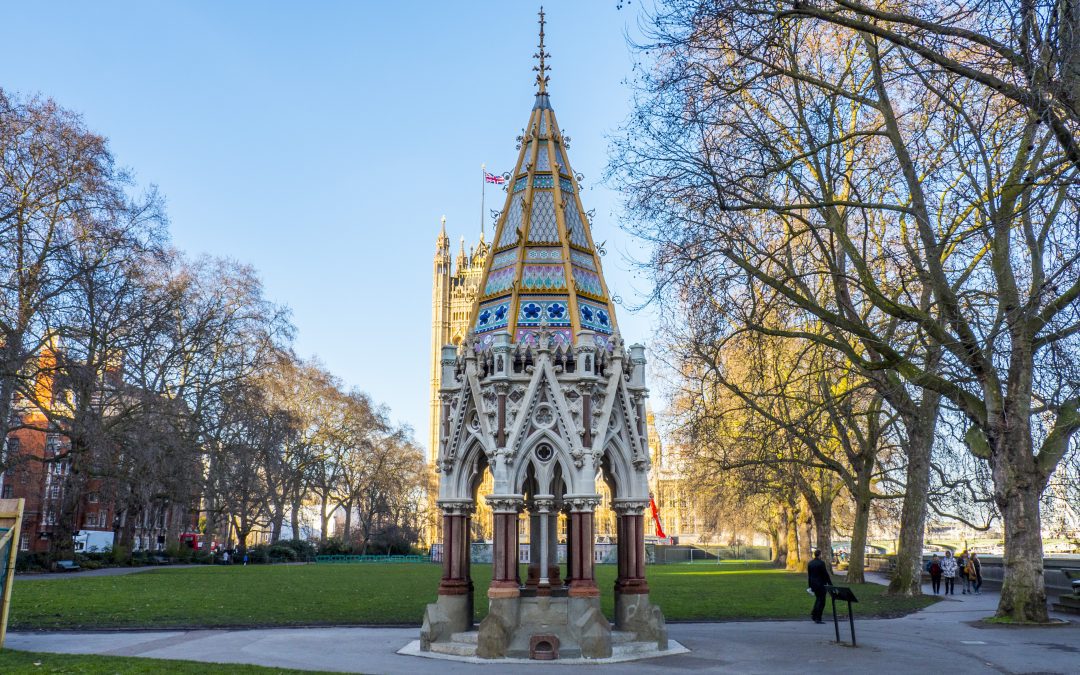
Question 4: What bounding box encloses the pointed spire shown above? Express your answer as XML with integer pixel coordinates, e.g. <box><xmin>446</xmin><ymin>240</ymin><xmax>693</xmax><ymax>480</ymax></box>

<box><xmin>469</xmin><ymin>14</ymin><xmax>617</xmax><ymax>352</ymax></box>
<box><xmin>533</xmin><ymin>7</ymin><xmax>551</xmax><ymax>109</ymax></box>
<box><xmin>435</xmin><ymin>215</ymin><xmax>450</xmax><ymax>258</ymax></box>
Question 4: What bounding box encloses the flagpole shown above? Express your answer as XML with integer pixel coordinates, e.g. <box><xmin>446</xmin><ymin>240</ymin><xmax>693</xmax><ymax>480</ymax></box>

<box><xmin>480</xmin><ymin>162</ymin><xmax>486</xmax><ymax>241</ymax></box>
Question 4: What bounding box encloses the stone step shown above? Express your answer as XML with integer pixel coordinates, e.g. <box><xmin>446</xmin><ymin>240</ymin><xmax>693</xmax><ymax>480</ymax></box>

<box><xmin>450</xmin><ymin>631</ymin><xmax>479</xmax><ymax>644</ymax></box>
<box><xmin>429</xmin><ymin>641</ymin><xmax>478</xmax><ymax>657</ymax></box>
<box><xmin>612</xmin><ymin>640</ymin><xmax>664</xmax><ymax>657</ymax></box>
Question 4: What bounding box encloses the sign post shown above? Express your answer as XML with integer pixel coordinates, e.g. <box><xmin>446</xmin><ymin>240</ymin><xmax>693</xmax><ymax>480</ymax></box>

<box><xmin>825</xmin><ymin>585</ymin><xmax>859</xmax><ymax>647</ymax></box>
<box><xmin>0</xmin><ymin>498</ymin><xmax>26</xmax><ymax>648</ymax></box>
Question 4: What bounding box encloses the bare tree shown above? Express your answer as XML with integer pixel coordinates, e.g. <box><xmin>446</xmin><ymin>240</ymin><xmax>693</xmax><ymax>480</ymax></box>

<box><xmin>615</xmin><ymin>1</ymin><xmax>1079</xmax><ymax>620</ymax></box>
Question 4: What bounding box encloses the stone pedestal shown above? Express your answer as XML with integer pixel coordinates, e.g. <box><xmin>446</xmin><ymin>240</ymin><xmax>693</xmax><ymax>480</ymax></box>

<box><xmin>614</xmin><ymin>592</ymin><xmax>668</xmax><ymax>649</ymax></box>
<box><xmin>420</xmin><ymin>501</ymin><xmax>474</xmax><ymax>650</ymax></box>
<box><xmin>477</xmin><ymin>595</ymin><xmax>611</xmax><ymax>659</ymax></box>
<box><xmin>420</xmin><ymin>594</ymin><xmax>472</xmax><ymax>650</ymax></box>
<box><xmin>612</xmin><ymin>500</ymin><xmax>666</xmax><ymax>648</ymax></box>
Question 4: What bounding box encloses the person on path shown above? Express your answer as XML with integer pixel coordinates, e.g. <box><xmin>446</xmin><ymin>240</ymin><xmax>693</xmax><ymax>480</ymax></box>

<box><xmin>243</xmin><ymin>552</ymin><xmax>249</xmax><ymax>566</ymax></box>
<box><xmin>807</xmin><ymin>549</ymin><xmax>832</xmax><ymax>624</ymax></box>
<box><xmin>941</xmin><ymin>550</ymin><xmax>958</xmax><ymax>595</ymax></box>
<box><xmin>221</xmin><ymin>550</ymin><xmax>229</xmax><ymax>565</ymax></box>
<box><xmin>958</xmin><ymin>550</ymin><xmax>972</xmax><ymax>594</ymax></box>
<box><xmin>926</xmin><ymin>554</ymin><xmax>943</xmax><ymax>595</ymax></box>
<box><xmin>970</xmin><ymin>552</ymin><xmax>983</xmax><ymax>594</ymax></box>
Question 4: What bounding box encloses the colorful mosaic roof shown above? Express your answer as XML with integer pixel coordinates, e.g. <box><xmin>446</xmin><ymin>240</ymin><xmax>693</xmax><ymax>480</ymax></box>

<box><xmin>469</xmin><ymin>33</ymin><xmax>616</xmax><ymax>347</ymax></box>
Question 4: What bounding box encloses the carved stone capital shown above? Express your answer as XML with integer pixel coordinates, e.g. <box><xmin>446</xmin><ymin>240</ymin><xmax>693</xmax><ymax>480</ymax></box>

<box><xmin>437</xmin><ymin>500</ymin><xmax>476</xmax><ymax>517</ymax></box>
<box><xmin>611</xmin><ymin>499</ymin><xmax>649</xmax><ymax>516</ymax></box>
<box><xmin>531</xmin><ymin>494</ymin><xmax>556</xmax><ymax>512</ymax></box>
<box><xmin>565</xmin><ymin>495</ymin><xmax>602</xmax><ymax>512</ymax></box>
<box><xmin>485</xmin><ymin>494</ymin><xmax>525</xmax><ymax>513</ymax></box>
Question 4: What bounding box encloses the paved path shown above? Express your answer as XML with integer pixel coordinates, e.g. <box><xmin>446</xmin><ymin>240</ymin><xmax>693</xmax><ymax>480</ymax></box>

<box><xmin>15</xmin><ymin>564</ymin><xmax>206</xmax><ymax>580</ymax></box>
<box><xmin>7</xmin><ymin>586</ymin><xmax>1077</xmax><ymax>674</ymax></box>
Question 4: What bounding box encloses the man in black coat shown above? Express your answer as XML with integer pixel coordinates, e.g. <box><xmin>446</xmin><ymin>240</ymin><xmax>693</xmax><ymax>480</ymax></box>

<box><xmin>807</xmin><ymin>549</ymin><xmax>832</xmax><ymax>624</ymax></box>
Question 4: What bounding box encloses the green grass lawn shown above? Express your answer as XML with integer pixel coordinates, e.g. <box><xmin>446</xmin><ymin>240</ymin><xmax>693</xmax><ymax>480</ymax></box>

<box><xmin>0</xmin><ymin>650</ymin><xmax>336</xmax><ymax>674</ymax></box>
<box><xmin>8</xmin><ymin>561</ymin><xmax>936</xmax><ymax>630</ymax></box>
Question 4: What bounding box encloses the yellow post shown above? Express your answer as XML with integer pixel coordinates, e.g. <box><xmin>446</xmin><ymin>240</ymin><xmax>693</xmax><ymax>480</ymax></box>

<box><xmin>0</xmin><ymin>498</ymin><xmax>26</xmax><ymax>649</ymax></box>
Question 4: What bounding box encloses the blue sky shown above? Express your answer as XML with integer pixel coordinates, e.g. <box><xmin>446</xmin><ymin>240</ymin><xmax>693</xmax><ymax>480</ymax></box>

<box><xmin>3</xmin><ymin>1</ymin><xmax>660</xmax><ymax>442</ymax></box>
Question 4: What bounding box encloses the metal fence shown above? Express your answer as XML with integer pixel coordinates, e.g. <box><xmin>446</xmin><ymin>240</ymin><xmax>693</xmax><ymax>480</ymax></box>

<box><xmin>315</xmin><ymin>554</ymin><xmax>430</xmax><ymax>564</ymax></box>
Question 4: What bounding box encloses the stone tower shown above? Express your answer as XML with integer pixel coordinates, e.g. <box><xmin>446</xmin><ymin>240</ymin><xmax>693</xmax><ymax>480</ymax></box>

<box><xmin>429</xmin><ymin>218</ymin><xmax>489</xmax><ymax>466</ymax></box>
<box><xmin>420</xmin><ymin>11</ymin><xmax>666</xmax><ymax>660</ymax></box>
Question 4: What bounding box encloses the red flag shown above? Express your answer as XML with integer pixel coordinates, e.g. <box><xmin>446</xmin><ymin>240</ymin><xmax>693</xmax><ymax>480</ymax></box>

<box><xmin>485</xmin><ymin>172</ymin><xmax>506</xmax><ymax>185</ymax></box>
<box><xmin>650</xmin><ymin>497</ymin><xmax>666</xmax><ymax>539</ymax></box>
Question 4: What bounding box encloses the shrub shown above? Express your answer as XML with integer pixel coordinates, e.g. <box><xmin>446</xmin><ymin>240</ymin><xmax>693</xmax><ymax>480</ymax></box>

<box><xmin>245</xmin><ymin>546</ymin><xmax>270</xmax><ymax>564</ymax></box>
<box><xmin>267</xmin><ymin>545</ymin><xmax>297</xmax><ymax>562</ymax></box>
<box><xmin>15</xmin><ymin>552</ymin><xmax>50</xmax><ymax>572</ymax></box>
<box><xmin>111</xmin><ymin>545</ymin><xmax>130</xmax><ymax>565</ymax></box>
<box><xmin>317</xmin><ymin>538</ymin><xmax>352</xmax><ymax>556</ymax></box>
<box><xmin>277</xmin><ymin>539</ymin><xmax>317</xmax><ymax>561</ymax></box>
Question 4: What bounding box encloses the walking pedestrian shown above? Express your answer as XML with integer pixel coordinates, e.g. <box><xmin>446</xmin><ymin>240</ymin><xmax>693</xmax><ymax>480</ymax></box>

<box><xmin>970</xmin><ymin>552</ymin><xmax>983</xmax><ymax>594</ymax></box>
<box><xmin>807</xmin><ymin>549</ymin><xmax>832</xmax><ymax>624</ymax></box>
<box><xmin>941</xmin><ymin>550</ymin><xmax>958</xmax><ymax>595</ymax></box>
<box><xmin>243</xmin><ymin>552</ymin><xmax>249</xmax><ymax>566</ymax></box>
<box><xmin>926</xmin><ymin>554</ymin><xmax>943</xmax><ymax>595</ymax></box>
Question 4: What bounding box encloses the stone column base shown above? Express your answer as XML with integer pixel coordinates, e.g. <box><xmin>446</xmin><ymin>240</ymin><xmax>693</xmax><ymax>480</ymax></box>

<box><xmin>614</xmin><ymin>592</ymin><xmax>668</xmax><ymax>650</ymax></box>
<box><xmin>477</xmin><ymin>596</ymin><xmax>521</xmax><ymax>658</ymax></box>
<box><xmin>420</xmin><ymin>594</ymin><xmax>473</xmax><ymax>650</ymax></box>
<box><xmin>568</xmin><ymin>595</ymin><xmax>613</xmax><ymax>659</ymax></box>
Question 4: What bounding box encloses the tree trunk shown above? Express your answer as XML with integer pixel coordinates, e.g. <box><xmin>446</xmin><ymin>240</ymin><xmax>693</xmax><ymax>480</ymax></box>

<box><xmin>846</xmin><ymin>466</ymin><xmax>873</xmax><ymax>584</ymax></box>
<box><xmin>785</xmin><ymin>504</ymin><xmax>801</xmax><ymax>571</ymax></box>
<box><xmin>319</xmin><ymin>499</ymin><xmax>330</xmax><ymax>542</ymax></box>
<box><xmin>290</xmin><ymin>494</ymin><xmax>302</xmax><ymax>540</ymax></box>
<box><xmin>993</xmin><ymin>427</ymin><xmax>1049</xmax><ymax>622</ymax></box>
<box><xmin>797</xmin><ymin>502</ymin><xmax>813</xmax><ymax>570</ymax></box>
<box><xmin>887</xmin><ymin>399</ymin><xmax>938</xmax><ymax>596</ymax></box>
<box><xmin>807</xmin><ymin>493</ymin><xmax>834</xmax><ymax>571</ymax></box>
<box><xmin>270</xmin><ymin>506</ymin><xmax>284</xmax><ymax>543</ymax></box>
<box><xmin>343</xmin><ymin>502</ymin><xmax>353</xmax><ymax>543</ymax></box>
<box><xmin>777</xmin><ymin>509</ymin><xmax>794</xmax><ymax>570</ymax></box>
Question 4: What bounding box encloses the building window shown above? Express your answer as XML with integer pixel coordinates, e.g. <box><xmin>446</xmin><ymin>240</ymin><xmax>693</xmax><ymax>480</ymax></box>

<box><xmin>48</xmin><ymin>484</ymin><xmax>61</xmax><ymax>500</ymax></box>
<box><xmin>88</xmin><ymin>492</ymin><xmax>99</xmax><ymax>503</ymax></box>
<box><xmin>1</xmin><ymin>484</ymin><xmax>11</xmax><ymax>499</ymax></box>
<box><xmin>19</xmin><ymin>533</ymin><xmax>29</xmax><ymax>551</ymax></box>
<box><xmin>43</xmin><ymin>510</ymin><xmax>57</xmax><ymax>525</ymax></box>
<box><xmin>85</xmin><ymin>512</ymin><xmax>97</xmax><ymax>527</ymax></box>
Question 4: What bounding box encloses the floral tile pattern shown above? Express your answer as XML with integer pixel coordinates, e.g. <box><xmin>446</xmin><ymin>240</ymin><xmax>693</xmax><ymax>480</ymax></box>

<box><xmin>521</xmin><ymin>264</ymin><xmax>567</xmax><ymax>291</ymax></box>
<box><xmin>578</xmin><ymin>300</ymin><xmax>613</xmax><ymax>334</ymax></box>
<box><xmin>517</xmin><ymin>299</ymin><xmax>571</xmax><ymax>327</ymax></box>
<box><xmin>475</xmin><ymin>298</ymin><xmax>512</xmax><ymax>332</ymax></box>
<box><xmin>570</xmin><ymin>249</ymin><xmax>595</xmax><ymax>270</ymax></box>
<box><xmin>515</xmin><ymin>327</ymin><xmax>572</xmax><ymax>348</ymax></box>
<box><xmin>484</xmin><ymin>265</ymin><xmax>516</xmax><ymax>295</ymax></box>
<box><xmin>572</xmin><ymin>265</ymin><xmax>604</xmax><ymax>297</ymax></box>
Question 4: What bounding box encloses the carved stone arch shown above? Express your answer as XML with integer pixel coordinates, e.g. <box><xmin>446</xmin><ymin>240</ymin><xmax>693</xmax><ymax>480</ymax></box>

<box><xmin>600</xmin><ymin>437</ymin><xmax>633</xmax><ymax>500</ymax></box>
<box><xmin>513</xmin><ymin>429</ymin><xmax>572</xmax><ymax>495</ymax></box>
<box><xmin>454</xmin><ymin>439</ymin><xmax>489</xmax><ymax>501</ymax></box>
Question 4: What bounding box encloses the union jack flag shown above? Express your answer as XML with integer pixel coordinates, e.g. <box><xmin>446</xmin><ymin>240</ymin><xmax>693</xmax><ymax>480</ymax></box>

<box><xmin>485</xmin><ymin>172</ymin><xmax>506</xmax><ymax>185</ymax></box>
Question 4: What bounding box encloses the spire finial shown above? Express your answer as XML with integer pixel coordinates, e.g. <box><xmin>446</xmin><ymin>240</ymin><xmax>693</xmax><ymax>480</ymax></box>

<box><xmin>533</xmin><ymin>6</ymin><xmax>550</xmax><ymax>94</ymax></box>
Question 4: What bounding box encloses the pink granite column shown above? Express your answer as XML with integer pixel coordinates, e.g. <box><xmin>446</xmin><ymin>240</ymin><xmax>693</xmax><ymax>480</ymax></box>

<box><xmin>614</xmin><ymin>501</ymin><xmax>650</xmax><ymax>595</ymax></box>
<box><xmin>437</xmin><ymin>502</ymin><xmax>474</xmax><ymax>597</ymax></box>
<box><xmin>487</xmin><ymin>495</ymin><xmax>523</xmax><ymax>598</ymax></box>
<box><xmin>568</xmin><ymin>497</ymin><xmax>601</xmax><ymax>598</ymax></box>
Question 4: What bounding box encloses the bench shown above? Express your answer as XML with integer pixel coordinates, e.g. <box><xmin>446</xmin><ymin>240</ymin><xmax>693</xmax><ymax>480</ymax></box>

<box><xmin>55</xmin><ymin>560</ymin><xmax>81</xmax><ymax>572</ymax></box>
<box><xmin>1052</xmin><ymin>568</ymin><xmax>1080</xmax><ymax>615</ymax></box>
<box><xmin>1063</xmin><ymin>568</ymin><xmax>1080</xmax><ymax>594</ymax></box>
